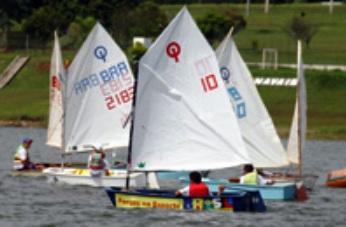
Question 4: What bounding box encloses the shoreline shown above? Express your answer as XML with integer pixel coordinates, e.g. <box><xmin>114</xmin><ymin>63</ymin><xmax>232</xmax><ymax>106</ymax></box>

<box><xmin>0</xmin><ymin>120</ymin><xmax>45</xmax><ymax>128</ymax></box>
<box><xmin>0</xmin><ymin>119</ymin><xmax>345</xmax><ymax>141</ymax></box>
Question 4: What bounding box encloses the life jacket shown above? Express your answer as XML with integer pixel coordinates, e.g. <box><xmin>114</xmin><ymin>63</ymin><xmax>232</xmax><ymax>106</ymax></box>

<box><xmin>14</xmin><ymin>145</ymin><xmax>26</xmax><ymax>161</ymax></box>
<box><xmin>189</xmin><ymin>182</ymin><xmax>210</xmax><ymax>197</ymax></box>
<box><xmin>243</xmin><ymin>171</ymin><xmax>258</xmax><ymax>185</ymax></box>
<box><xmin>13</xmin><ymin>145</ymin><xmax>27</xmax><ymax>170</ymax></box>
<box><xmin>89</xmin><ymin>152</ymin><xmax>105</xmax><ymax>170</ymax></box>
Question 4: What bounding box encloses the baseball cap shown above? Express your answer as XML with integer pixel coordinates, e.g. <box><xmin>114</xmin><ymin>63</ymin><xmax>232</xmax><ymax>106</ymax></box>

<box><xmin>23</xmin><ymin>138</ymin><xmax>33</xmax><ymax>144</ymax></box>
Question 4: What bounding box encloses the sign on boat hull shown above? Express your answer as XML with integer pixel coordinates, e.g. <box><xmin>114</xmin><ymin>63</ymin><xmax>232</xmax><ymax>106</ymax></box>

<box><xmin>105</xmin><ymin>187</ymin><xmax>266</xmax><ymax>212</ymax></box>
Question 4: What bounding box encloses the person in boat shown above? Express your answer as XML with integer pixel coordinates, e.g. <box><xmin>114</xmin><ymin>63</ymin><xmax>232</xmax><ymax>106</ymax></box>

<box><xmin>175</xmin><ymin>171</ymin><xmax>211</xmax><ymax>197</ymax></box>
<box><xmin>87</xmin><ymin>146</ymin><xmax>110</xmax><ymax>177</ymax></box>
<box><xmin>239</xmin><ymin>164</ymin><xmax>274</xmax><ymax>185</ymax></box>
<box><xmin>13</xmin><ymin>138</ymin><xmax>35</xmax><ymax>171</ymax></box>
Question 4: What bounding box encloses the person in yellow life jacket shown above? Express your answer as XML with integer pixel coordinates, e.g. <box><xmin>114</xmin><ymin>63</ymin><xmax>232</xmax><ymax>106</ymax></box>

<box><xmin>87</xmin><ymin>146</ymin><xmax>110</xmax><ymax>177</ymax></box>
<box><xmin>240</xmin><ymin>164</ymin><xmax>273</xmax><ymax>185</ymax></box>
<box><xmin>13</xmin><ymin>138</ymin><xmax>35</xmax><ymax>171</ymax></box>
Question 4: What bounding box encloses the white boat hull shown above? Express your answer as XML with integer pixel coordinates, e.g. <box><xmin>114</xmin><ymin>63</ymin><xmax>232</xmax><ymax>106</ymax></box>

<box><xmin>43</xmin><ymin>168</ymin><xmax>159</xmax><ymax>188</ymax></box>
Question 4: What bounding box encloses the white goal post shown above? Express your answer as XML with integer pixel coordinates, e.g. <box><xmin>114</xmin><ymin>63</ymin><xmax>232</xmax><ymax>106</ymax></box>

<box><xmin>262</xmin><ymin>48</ymin><xmax>278</xmax><ymax>70</ymax></box>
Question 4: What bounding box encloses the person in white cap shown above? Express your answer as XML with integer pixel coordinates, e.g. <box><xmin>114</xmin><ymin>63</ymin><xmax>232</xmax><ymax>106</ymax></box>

<box><xmin>87</xmin><ymin>146</ymin><xmax>110</xmax><ymax>177</ymax></box>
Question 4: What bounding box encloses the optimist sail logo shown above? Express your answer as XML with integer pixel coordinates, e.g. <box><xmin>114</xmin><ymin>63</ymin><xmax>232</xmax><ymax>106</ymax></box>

<box><xmin>220</xmin><ymin>66</ymin><xmax>231</xmax><ymax>84</ymax></box>
<box><xmin>94</xmin><ymin>45</ymin><xmax>108</xmax><ymax>62</ymax></box>
<box><xmin>166</xmin><ymin>41</ymin><xmax>181</xmax><ymax>63</ymax></box>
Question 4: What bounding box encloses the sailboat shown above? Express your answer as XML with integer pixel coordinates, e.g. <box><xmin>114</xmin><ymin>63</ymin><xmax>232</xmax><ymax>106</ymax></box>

<box><xmin>11</xmin><ymin>32</ymin><xmax>83</xmax><ymax>177</ymax></box>
<box><xmin>180</xmin><ymin>32</ymin><xmax>312</xmax><ymax>201</ymax></box>
<box><xmin>47</xmin><ymin>31</ymin><xmax>65</xmax><ymax>150</ymax></box>
<box><xmin>326</xmin><ymin>168</ymin><xmax>346</xmax><ymax>187</ymax></box>
<box><xmin>217</xmin><ymin>29</ymin><xmax>290</xmax><ymax>168</ymax></box>
<box><xmin>105</xmin><ymin>7</ymin><xmax>266</xmax><ymax>212</ymax></box>
<box><xmin>285</xmin><ymin>40</ymin><xmax>318</xmax><ymax>189</ymax></box>
<box><xmin>43</xmin><ymin>23</ymin><xmax>156</xmax><ymax>188</ymax></box>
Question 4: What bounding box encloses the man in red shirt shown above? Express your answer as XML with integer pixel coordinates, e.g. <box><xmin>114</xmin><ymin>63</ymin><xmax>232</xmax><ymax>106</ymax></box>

<box><xmin>175</xmin><ymin>171</ymin><xmax>210</xmax><ymax>197</ymax></box>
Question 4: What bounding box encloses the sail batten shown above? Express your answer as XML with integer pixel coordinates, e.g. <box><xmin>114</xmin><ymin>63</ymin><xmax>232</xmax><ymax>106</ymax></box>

<box><xmin>131</xmin><ymin>7</ymin><xmax>248</xmax><ymax>171</ymax></box>
<box><xmin>216</xmin><ymin>31</ymin><xmax>289</xmax><ymax>168</ymax></box>
<box><xmin>64</xmin><ymin>23</ymin><xmax>134</xmax><ymax>153</ymax></box>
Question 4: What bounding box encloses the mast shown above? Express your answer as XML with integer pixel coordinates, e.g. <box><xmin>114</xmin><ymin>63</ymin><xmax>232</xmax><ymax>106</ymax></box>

<box><xmin>60</xmin><ymin>30</ymin><xmax>67</xmax><ymax>169</ymax></box>
<box><xmin>218</xmin><ymin>27</ymin><xmax>234</xmax><ymax>58</ymax></box>
<box><xmin>50</xmin><ymin>30</ymin><xmax>66</xmax><ymax>168</ymax></box>
<box><xmin>297</xmin><ymin>40</ymin><xmax>302</xmax><ymax>177</ymax></box>
<box><xmin>125</xmin><ymin>63</ymin><xmax>139</xmax><ymax>190</ymax></box>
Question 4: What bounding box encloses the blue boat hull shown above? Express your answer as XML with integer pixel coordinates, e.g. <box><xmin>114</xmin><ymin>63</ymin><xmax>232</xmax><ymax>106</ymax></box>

<box><xmin>156</xmin><ymin>171</ymin><xmax>209</xmax><ymax>180</ymax></box>
<box><xmin>105</xmin><ymin>187</ymin><xmax>266</xmax><ymax>212</ymax></box>
<box><xmin>180</xmin><ymin>178</ymin><xmax>297</xmax><ymax>201</ymax></box>
<box><xmin>156</xmin><ymin>171</ymin><xmax>190</xmax><ymax>180</ymax></box>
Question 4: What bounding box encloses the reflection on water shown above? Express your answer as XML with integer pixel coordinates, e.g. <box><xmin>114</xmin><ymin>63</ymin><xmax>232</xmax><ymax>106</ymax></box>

<box><xmin>0</xmin><ymin>127</ymin><xmax>346</xmax><ymax>226</ymax></box>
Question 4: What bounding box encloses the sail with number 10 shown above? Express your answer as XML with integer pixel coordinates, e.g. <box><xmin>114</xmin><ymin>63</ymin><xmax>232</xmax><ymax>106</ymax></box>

<box><xmin>130</xmin><ymin>7</ymin><xmax>249</xmax><ymax>171</ymax></box>
<box><xmin>105</xmin><ymin>7</ymin><xmax>266</xmax><ymax>212</ymax></box>
<box><xmin>216</xmin><ymin>31</ymin><xmax>289</xmax><ymax>168</ymax></box>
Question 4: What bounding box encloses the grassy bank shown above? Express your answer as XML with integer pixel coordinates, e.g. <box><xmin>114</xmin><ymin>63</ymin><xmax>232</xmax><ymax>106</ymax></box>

<box><xmin>253</xmin><ymin>68</ymin><xmax>346</xmax><ymax>140</ymax></box>
<box><xmin>0</xmin><ymin>50</ymin><xmax>345</xmax><ymax>140</ymax></box>
<box><xmin>162</xmin><ymin>3</ymin><xmax>346</xmax><ymax>64</ymax></box>
<box><xmin>0</xmin><ymin>3</ymin><xmax>345</xmax><ymax>140</ymax></box>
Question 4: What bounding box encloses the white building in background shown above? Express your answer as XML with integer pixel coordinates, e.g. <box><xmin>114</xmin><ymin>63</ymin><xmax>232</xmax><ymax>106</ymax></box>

<box><xmin>133</xmin><ymin>37</ymin><xmax>152</xmax><ymax>48</ymax></box>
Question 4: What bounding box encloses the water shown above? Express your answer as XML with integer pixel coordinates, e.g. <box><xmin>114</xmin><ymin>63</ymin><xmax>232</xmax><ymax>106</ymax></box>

<box><xmin>1</xmin><ymin>127</ymin><xmax>346</xmax><ymax>226</ymax></box>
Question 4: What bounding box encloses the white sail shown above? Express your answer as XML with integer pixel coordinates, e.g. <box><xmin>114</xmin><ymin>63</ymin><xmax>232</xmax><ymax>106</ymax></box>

<box><xmin>64</xmin><ymin>23</ymin><xmax>134</xmax><ymax>153</ymax></box>
<box><xmin>216</xmin><ymin>32</ymin><xmax>289</xmax><ymax>168</ymax></box>
<box><xmin>131</xmin><ymin>7</ymin><xmax>248</xmax><ymax>171</ymax></box>
<box><xmin>47</xmin><ymin>31</ymin><xmax>65</xmax><ymax>148</ymax></box>
<box><xmin>287</xmin><ymin>40</ymin><xmax>307</xmax><ymax>164</ymax></box>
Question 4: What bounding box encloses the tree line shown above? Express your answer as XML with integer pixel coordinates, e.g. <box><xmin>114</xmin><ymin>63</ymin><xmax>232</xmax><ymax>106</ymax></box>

<box><xmin>0</xmin><ymin>0</ymin><xmax>317</xmax><ymax>55</ymax></box>
<box><xmin>0</xmin><ymin>1</ymin><xmax>247</xmax><ymax>48</ymax></box>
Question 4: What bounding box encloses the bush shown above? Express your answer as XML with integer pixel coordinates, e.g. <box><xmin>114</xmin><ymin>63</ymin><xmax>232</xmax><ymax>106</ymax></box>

<box><xmin>285</xmin><ymin>12</ymin><xmax>318</xmax><ymax>48</ymax></box>
<box><xmin>197</xmin><ymin>10</ymin><xmax>246</xmax><ymax>45</ymax></box>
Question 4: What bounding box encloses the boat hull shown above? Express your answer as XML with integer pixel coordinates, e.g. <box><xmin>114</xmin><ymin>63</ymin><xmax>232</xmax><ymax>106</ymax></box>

<box><xmin>10</xmin><ymin>170</ymin><xmax>45</xmax><ymax>177</ymax></box>
<box><xmin>326</xmin><ymin>168</ymin><xmax>346</xmax><ymax>187</ymax></box>
<box><xmin>105</xmin><ymin>187</ymin><xmax>266</xmax><ymax>212</ymax></box>
<box><xmin>10</xmin><ymin>162</ymin><xmax>86</xmax><ymax>177</ymax></box>
<box><xmin>181</xmin><ymin>178</ymin><xmax>297</xmax><ymax>201</ymax></box>
<box><xmin>43</xmin><ymin>168</ymin><xmax>159</xmax><ymax>188</ymax></box>
<box><xmin>263</xmin><ymin>173</ymin><xmax>318</xmax><ymax>190</ymax></box>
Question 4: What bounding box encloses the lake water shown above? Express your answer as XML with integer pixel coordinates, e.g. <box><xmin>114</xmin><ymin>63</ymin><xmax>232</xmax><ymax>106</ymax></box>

<box><xmin>0</xmin><ymin>127</ymin><xmax>346</xmax><ymax>227</ymax></box>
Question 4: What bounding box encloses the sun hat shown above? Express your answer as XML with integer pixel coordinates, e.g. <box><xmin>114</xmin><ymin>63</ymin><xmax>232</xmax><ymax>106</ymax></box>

<box><xmin>23</xmin><ymin>138</ymin><xmax>33</xmax><ymax>144</ymax></box>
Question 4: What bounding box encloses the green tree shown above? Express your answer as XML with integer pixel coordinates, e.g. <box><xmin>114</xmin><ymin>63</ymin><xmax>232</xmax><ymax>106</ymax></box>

<box><xmin>197</xmin><ymin>13</ymin><xmax>229</xmax><ymax>45</ymax></box>
<box><xmin>225</xmin><ymin>10</ymin><xmax>247</xmax><ymax>35</ymax></box>
<box><xmin>110</xmin><ymin>0</ymin><xmax>167</xmax><ymax>49</ymax></box>
<box><xmin>197</xmin><ymin>11</ymin><xmax>246</xmax><ymax>45</ymax></box>
<box><xmin>88</xmin><ymin>0</ymin><xmax>142</xmax><ymax>28</ymax></box>
<box><xmin>21</xmin><ymin>0</ymin><xmax>82</xmax><ymax>42</ymax></box>
<box><xmin>0</xmin><ymin>0</ymin><xmax>44</xmax><ymax>24</ymax></box>
<box><xmin>130</xmin><ymin>1</ymin><xmax>168</xmax><ymax>37</ymax></box>
<box><xmin>21</xmin><ymin>6</ymin><xmax>58</xmax><ymax>42</ymax></box>
<box><xmin>0</xmin><ymin>0</ymin><xmax>45</xmax><ymax>32</ymax></box>
<box><xmin>286</xmin><ymin>13</ymin><xmax>318</xmax><ymax>48</ymax></box>
<box><xmin>62</xmin><ymin>16</ymin><xmax>96</xmax><ymax>48</ymax></box>
<box><xmin>127</xmin><ymin>42</ymin><xmax>147</xmax><ymax>76</ymax></box>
